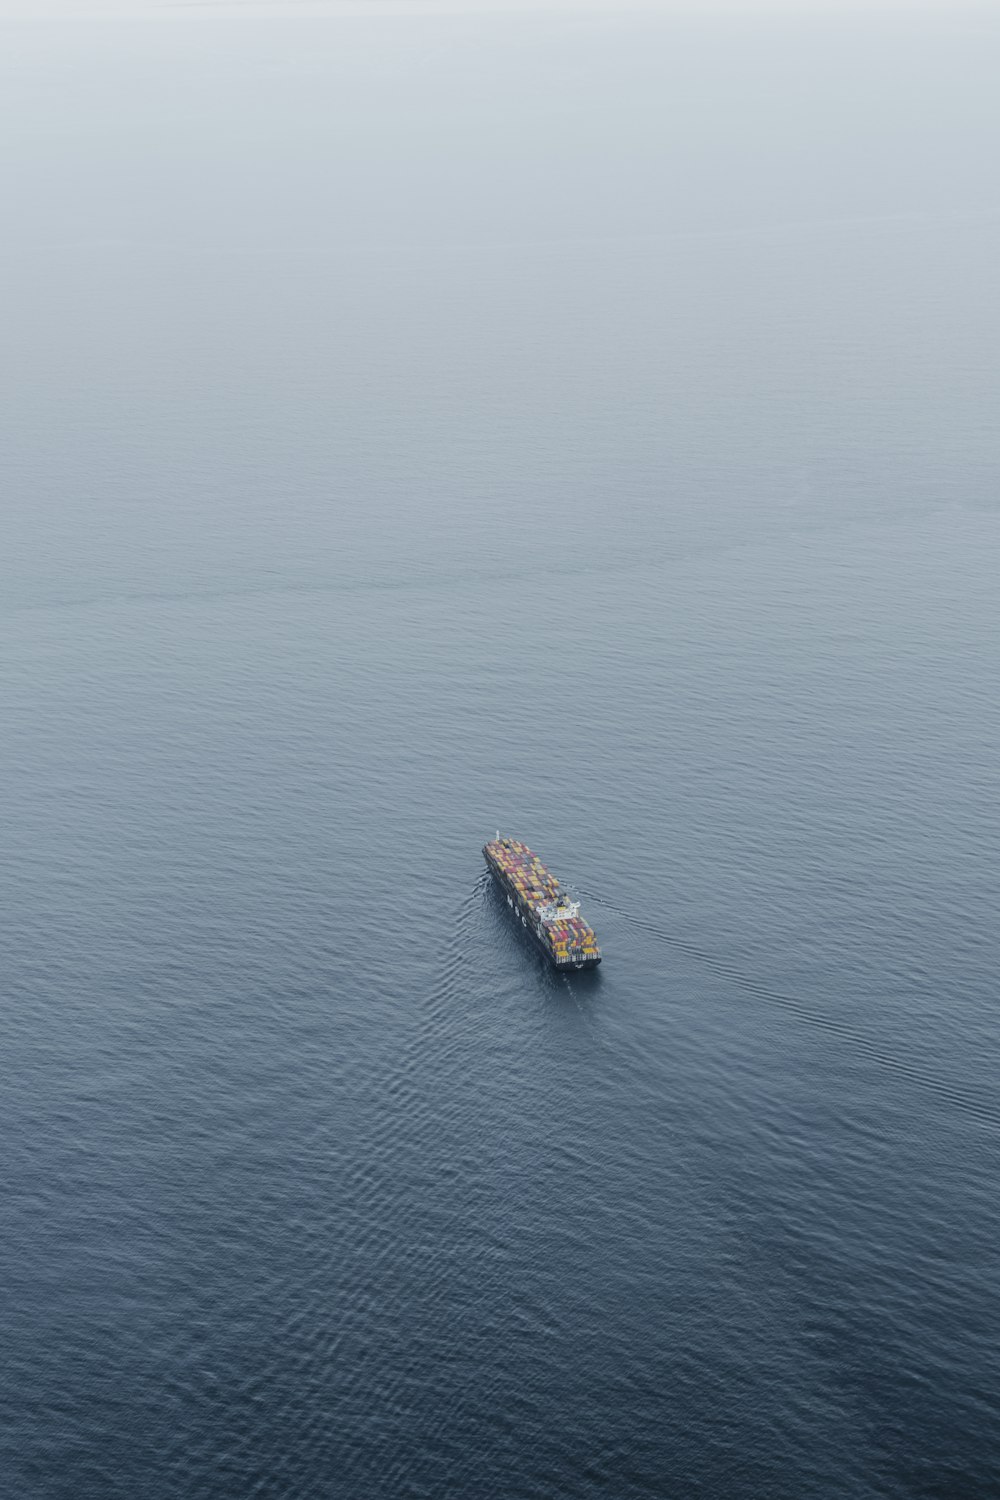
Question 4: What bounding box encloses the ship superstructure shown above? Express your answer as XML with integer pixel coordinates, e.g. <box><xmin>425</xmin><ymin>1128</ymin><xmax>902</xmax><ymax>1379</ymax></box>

<box><xmin>484</xmin><ymin>835</ymin><xmax>602</xmax><ymax>969</ymax></box>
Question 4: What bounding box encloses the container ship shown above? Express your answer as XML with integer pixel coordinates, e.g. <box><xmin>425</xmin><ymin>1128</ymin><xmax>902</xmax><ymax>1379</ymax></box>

<box><xmin>484</xmin><ymin>834</ymin><xmax>602</xmax><ymax>969</ymax></box>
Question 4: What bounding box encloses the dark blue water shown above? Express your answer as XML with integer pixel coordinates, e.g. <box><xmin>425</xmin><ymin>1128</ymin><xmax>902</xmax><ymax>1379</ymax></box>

<box><xmin>3</xmin><ymin>9</ymin><xmax>1000</xmax><ymax>1497</ymax></box>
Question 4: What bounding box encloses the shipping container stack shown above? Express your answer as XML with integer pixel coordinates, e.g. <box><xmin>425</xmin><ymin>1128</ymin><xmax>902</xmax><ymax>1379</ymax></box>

<box><xmin>485</xmin><ymin>837</ymin><xmax>600</xmax><ymax>964</ymax></box>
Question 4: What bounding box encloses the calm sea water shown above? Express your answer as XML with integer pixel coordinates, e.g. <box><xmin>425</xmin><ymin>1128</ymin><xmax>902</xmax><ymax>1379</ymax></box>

<box><xmin>2</xmin><ymin>9</ymin><xmax>1000</xmax><ymax>1498</ymax></box>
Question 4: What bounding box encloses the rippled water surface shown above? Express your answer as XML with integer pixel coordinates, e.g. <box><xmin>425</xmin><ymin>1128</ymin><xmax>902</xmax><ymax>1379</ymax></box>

<box><xmin>2</xmin><ymin>9</ymin><xmax>1000</xmax><ymax>1498</ymax></box>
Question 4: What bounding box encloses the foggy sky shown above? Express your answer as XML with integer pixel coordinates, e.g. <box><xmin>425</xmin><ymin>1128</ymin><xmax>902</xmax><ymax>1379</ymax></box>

<box><xmin>1</xmin><ymin>0</ymin><xmax>996</xmax><ymax>18</ymax></box>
